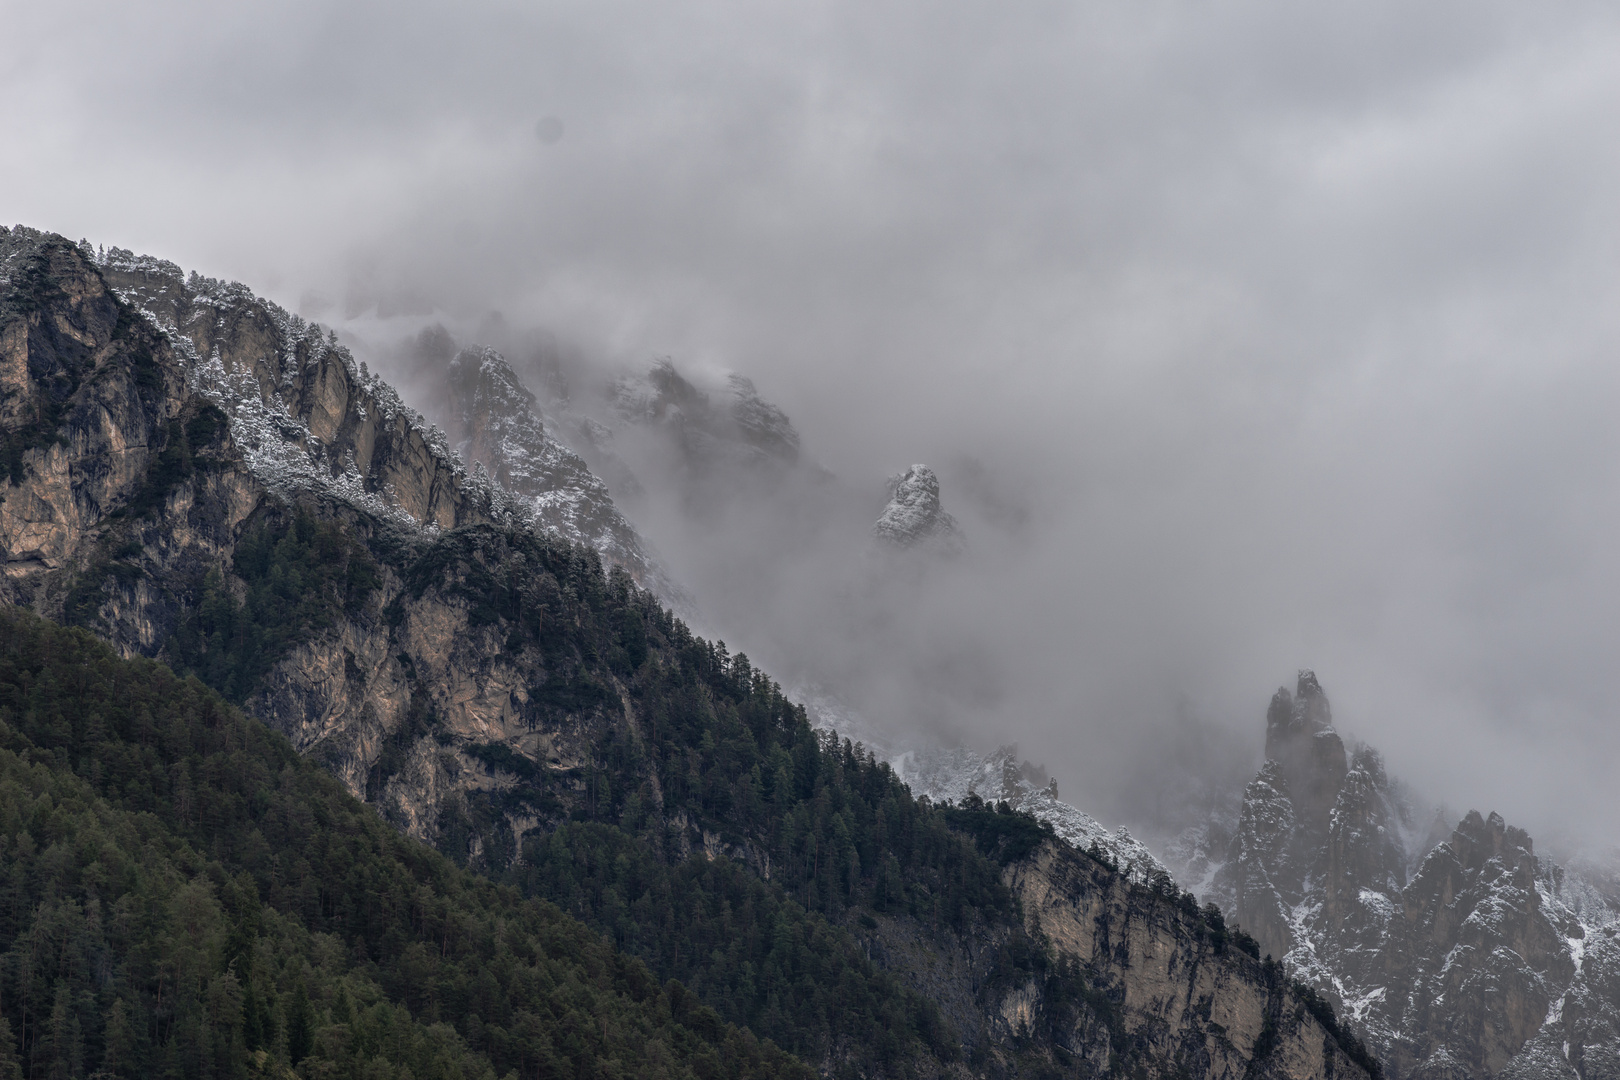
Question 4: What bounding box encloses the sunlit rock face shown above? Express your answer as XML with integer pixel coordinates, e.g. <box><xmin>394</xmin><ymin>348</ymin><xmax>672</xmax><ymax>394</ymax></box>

<box><xmin>873</xmin><ymin>464</ymin><xmax>964</xmax><ymax>554</ymax></box>
<box><xmin>1195</xmin><ymin>670</ymin><xmax>1620</xmax><ymax>1079</ymax></box>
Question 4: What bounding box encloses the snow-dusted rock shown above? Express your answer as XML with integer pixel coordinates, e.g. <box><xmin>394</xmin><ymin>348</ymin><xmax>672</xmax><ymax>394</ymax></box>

<box><xmin>94</xmin><ymin>242</ymin><xmax>518</xmax><ymax>535</ymax></box>
<box><xmin>797</xmin><ymin>690</ymin><xmax>1169</xmax><ymax>883</ymax></box>
<box><xmin>873</xmin><ymin>464</ymin><xmax>964</xmax><ymax>553</ymax></box>
<box><xmin>608</xmin><ymin>359</ymin><xmax>801</xmax><ymax>474</ymax></box>
<box><xmin>442</xmin><ymin>345</ymin><xmax>680</xmax><ymax>600</ymax></box>
<box><xmin>1203</xmin><ymin>670</ymin><xmax>1620</xmax><ymax>1078</ymax></box>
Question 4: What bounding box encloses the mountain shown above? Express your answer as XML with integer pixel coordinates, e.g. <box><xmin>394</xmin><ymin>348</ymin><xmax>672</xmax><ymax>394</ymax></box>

<box><xmin>1191</xmin><ymin>671</ymin><xmax>1620</xmax><ymax>1079</ymax></box>
<box><xmin>1</xmin><ymin>224</ymin><xmax>1374</xmax><ymax>1079</ymax></box>
<box><xmin>897</xmin><ymin>744</ymin><xmax>1174</xmax><ymax>885</ymax></box>
<box><xmin>606</xmin><ymin>360</ymin><xmax>803</xmax><ymax>491</ymax></box>
<box><xmin>453</xmin><ymin>349</ymin><xmax>809</xmax><ymax>522</ymax></box>
<box><xmin>873</xmin><ymin>465</ymin><xmax>965</xmax><ymax>554</ymax></box>
<box><xmin>381</xmin><ymin>333</ymin><xmax>814</xmax><ymax>608</ymax></box>
<box><xmin>436</xmin><ymin>343</ymin><xmax>682</xmax><ymax>603</ymax></box>
<box><xmin>0</xmin><ymin>606</ymin><xmax>810</xmax><ymax>1080</ymax></box>
<box><xmin>799</xmin><ymin>694</ymin><xmax>1172</xmax><ymax>885</ymax></box>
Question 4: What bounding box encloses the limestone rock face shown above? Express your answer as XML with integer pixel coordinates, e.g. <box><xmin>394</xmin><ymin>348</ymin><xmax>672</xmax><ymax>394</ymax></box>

<box><xmin>0</xmin><ymin>229</ymin><xmax>257</xmax><ymax>646</ymax></box>
<box><xmin>440</xmin><ymin>345</ymin><xmax>680</xmax><ymax>601</ymax></box>
<box><xmin>98</xmin><ymin>247</ymin><xmax>496</xmax><ymax>534</ymax></box>
<box><xmin>1005</xmin><ymin>840</ymin><xmax>1374</xmax><ymax>1079</ymax></box>
<box><xmin>3</xmin><ymin>226</ymin><xmax>1380</xmax><ymax>1079</ymax></box>
<box><xmin>1199</xmin><ymin>670</ymin><xmax>1618</xmax><ymax>1079</ymax></box>
<box><xmin>0</xmin><ymin>227</ymin><xmax>592</xmax><ymax>848</ymax></box>
<box><xmin>873</xmin><ymin>464</ymin><xmax>964</xmax><ymax>553</ymax></box>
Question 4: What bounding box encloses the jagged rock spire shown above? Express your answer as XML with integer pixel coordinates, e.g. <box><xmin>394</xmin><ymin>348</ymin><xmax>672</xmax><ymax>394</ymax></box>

<box><xmin>1263</xmin><ymin>669</ymin><xmax>1348</xmax><ymax>836</ymax></box>
<box><xmin>873</xmin><ymin>464</ymin><xmax>964</xmax><ymax>554</ymax></box>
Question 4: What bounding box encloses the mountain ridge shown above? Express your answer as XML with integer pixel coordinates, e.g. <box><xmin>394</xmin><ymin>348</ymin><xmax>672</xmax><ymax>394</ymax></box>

<box><xmin>1182</xmin><ymin>670</ymin><xmax>1620</xmax><ymax>1079</ymax></box>
<box><xmin>0</xmin><ymin>223</ymin><xmax>1373</xmax><ymax>1079</ymax></box>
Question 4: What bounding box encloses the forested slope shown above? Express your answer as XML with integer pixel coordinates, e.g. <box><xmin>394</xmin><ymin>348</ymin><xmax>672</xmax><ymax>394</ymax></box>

<box><xmin>0</xmin><ymin>608</ymin><xmax>810</xmax><ymax>1080</ymax></box>
<box><xmin>0</xmin><ymin>225</ymin><xmax>1372</xmax><ymax>1079</ymax></box>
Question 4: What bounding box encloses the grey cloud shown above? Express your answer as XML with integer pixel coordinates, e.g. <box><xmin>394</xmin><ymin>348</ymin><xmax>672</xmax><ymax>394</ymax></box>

<box><xmin>5</xmin><ymin>0</ymin><xmax>1620</xmax><ymax>851</ymax></box>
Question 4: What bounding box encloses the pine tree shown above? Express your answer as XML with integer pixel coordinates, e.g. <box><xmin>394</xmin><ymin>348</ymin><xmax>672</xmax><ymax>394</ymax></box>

<box><xmin>285</xmin><ymin>983</ymin><xmax>314</xmax><ymax>1066</ymax></box>
<box><xmin>0</xmin><ymin>1018</ymin><xmax>20</xmax><ymax>1080</ymax></box>
<box><xmin>100</xmin><ymin>999</ymin><xmax>136</xmax><ymax>1078</ymax></box>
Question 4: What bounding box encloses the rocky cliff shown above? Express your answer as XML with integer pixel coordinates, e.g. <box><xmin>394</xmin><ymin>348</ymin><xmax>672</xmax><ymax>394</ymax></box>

<box><xmin>1</xmin><ymin>225</ymin><xmax>1373</xmax><ymax>1079</ymax></box>
<box><xmin>438</xmin><ymin>343</ymin><xmax>680</xmax><ymax>601</ymax></box>
<box><xmin>860</xmin><ymin>835</ymin><xmax>1380</xmax><ymax>1079</ymax></box>
<box><xmin>0</xmin><ymin>225</ymin><xmax>590</xmax><ymax>839</ymax></box>
<box><xmin>1199</xmin><ymin>671</ymin><xmax>1620</xmax><ymax>1079</ymax></box>
<box><xmin>874</xmin><ymin>463</ymin><xmax>965</xmax><ymax>554</ymax></box>
<box><xmin>1005</xmin><ymin>839</ymin><xmax>1378</xmax><ymax>1079</ymax></box>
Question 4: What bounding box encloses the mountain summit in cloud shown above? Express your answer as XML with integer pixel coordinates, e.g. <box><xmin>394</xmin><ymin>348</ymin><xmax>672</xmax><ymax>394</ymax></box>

<box><xmin>439</xmin><ymin>343</ymin><xmax>682</xmax><ymax>602</ymax></box>
<box><xmin>873</xmin><ymin>464</ymin><xmax>964</xmax><ymax>554</ymax></box>
<box><xmin>0</xmin><ymin>225</ymin><xmax>1381</xmax><ymax>1080</ymax></box>
<box><xmin>1172</xmin><ymin>670</ymin><xmax>1620</xmax><ymax>1078</ymax></box>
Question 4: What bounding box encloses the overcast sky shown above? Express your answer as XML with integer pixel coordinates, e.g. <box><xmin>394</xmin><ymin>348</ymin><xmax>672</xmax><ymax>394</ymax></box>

<box><xmin>6</xmin><ymin>0</ymin><xmax>1620</xmax><ymax>852</ymax></box>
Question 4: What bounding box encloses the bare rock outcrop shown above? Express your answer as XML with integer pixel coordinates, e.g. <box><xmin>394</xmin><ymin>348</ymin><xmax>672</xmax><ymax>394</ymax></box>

<box><xmin>439</xmin><ymin>344</ymin><xmax>680</xmax><ymax>600</ymax></box>
<box><xmin>1007</xmin><ymin>839</ymin><xmax>1375</xmax><ymax>1078</ymax></box>
<box><xmin>3</xmin><ymin>227</ymin><xmax>1377</xmax><ymax>1079</ymax></box>
<box><xmin>1205</xmin><ymin>669</ymin><xmax>1614</xmax><ymax>1078</ymax></box>
<box><xmin>874</xmin><ymin>464</ymin><xmax>964</xmax><ymax>554</ymax></box>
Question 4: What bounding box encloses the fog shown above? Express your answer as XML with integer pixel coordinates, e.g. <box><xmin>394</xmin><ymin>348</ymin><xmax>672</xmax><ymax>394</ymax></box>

<box><xmin>6</xmin><ymin>0</ymin><xmax>1620</xmax><ymax>854</ymax></box>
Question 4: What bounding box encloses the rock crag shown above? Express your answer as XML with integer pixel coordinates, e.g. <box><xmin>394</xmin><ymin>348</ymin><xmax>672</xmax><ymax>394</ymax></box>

<box><xmin>439</xmin><ymin>343</ymin><xmax>680</xmax><ymax>601</ymax></box>
<box><xmin>874</xmin><ymin>464</ymin><xmax>965</xmax><ymax>554</ymax></box>
<box><xmin>2</xmin><ymin>225</ymin><xmax>1374</xmax><ymax>1080</ymax></box>
<box><xmin>1200</xmin><ymin>670</ymin><xmax>1619</xmax><ymax>1078</ymax></box>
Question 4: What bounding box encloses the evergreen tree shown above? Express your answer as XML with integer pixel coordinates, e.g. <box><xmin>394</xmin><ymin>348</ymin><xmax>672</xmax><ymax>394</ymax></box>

<box><xmin>0</xmin><ymin>608</ymin><xmax>813</xmax><ymax>1080</ymax></box>
<box><xmin>0</xmin><ymin>1019</ymin><xmax>19</xmax><ymax>1080</ymax></box>
<box><xmin>284</xmin><ymin>982</ymin><xmax>312</xmax><ymax>1066</ymax></box>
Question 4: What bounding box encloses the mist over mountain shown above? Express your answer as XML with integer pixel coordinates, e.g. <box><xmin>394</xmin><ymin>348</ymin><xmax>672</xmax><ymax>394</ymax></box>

<box><xmin>6</xmin><ymin>0</ymin><xmax>1620</xmax><ymax>1075</ymax></box>
<box><xmin>4</xmin><ymin>203</ymin><xmax>1619</xmax><ymax>1075</ymax></box>
<box><xmin>0</xmin><ymin>225</ymin><xmax>1385</xmax><ymax>1079</ymax></box>
<box><xmin>9</xmin><ymin>0</ymin><xmax>1620</xmax><ymax>853</ymax></box>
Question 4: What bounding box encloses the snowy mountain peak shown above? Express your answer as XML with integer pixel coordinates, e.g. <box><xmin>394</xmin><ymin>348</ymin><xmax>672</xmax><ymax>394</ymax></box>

<box><xmin>726</xmin><ymin>373</ymin><xmax>800</xmax><ymax>464</ymax></box>
<box><xmin>439</xmin><ymin>345</ymin><xmax>682</xmax><ymax>602</ymax></box>
<box><xmin>1196</xmin><ymin>670</ymin><xmax>1620</xmax><ymax>1077</ymax></box>
<box><xmin>873</xmin><ymin>464</ymin><xmax>964</xmax><ymax>553</ymax></box>
<box><xmin>607</xmin><ymin>359</ymin><xmax>802</xmax><ymax>475</ymax></box>
<box><xmin>87</xmin><ymin>238</ymin><xmax>511</xmax><ymax>536</ymax></box>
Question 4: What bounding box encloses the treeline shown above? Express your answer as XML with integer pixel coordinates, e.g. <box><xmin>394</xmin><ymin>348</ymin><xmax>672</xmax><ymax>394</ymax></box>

<box><xmin>132</xmin><ymin>515</ymin><xmax>1372</xmax><ymax>1077</ymax></box>
<box><xmin>387</xmin><ymin>527</ymin><xmax>1071</xmax><ymax>1070</ymax></box>
<box><xmin>260</xmin><ymin>520</ymin><xmax>1375</xmax><ymax>1077</ymax></box>
<box><xmin>0</xmin><ymin>608</ymin><xmax>812</xmax><ymax>1080</ymax></box>
<box><xmin>403</xmin><ymin>527</ymin><xmax>1028</xmax><ymax>926</ymax></box>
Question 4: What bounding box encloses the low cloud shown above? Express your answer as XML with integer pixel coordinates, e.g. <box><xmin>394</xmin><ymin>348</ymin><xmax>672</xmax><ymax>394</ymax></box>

<box><xmin>6</xmin><ymin>0</ymin><xmax>1620</xmax><ymax>852</ymax></box>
